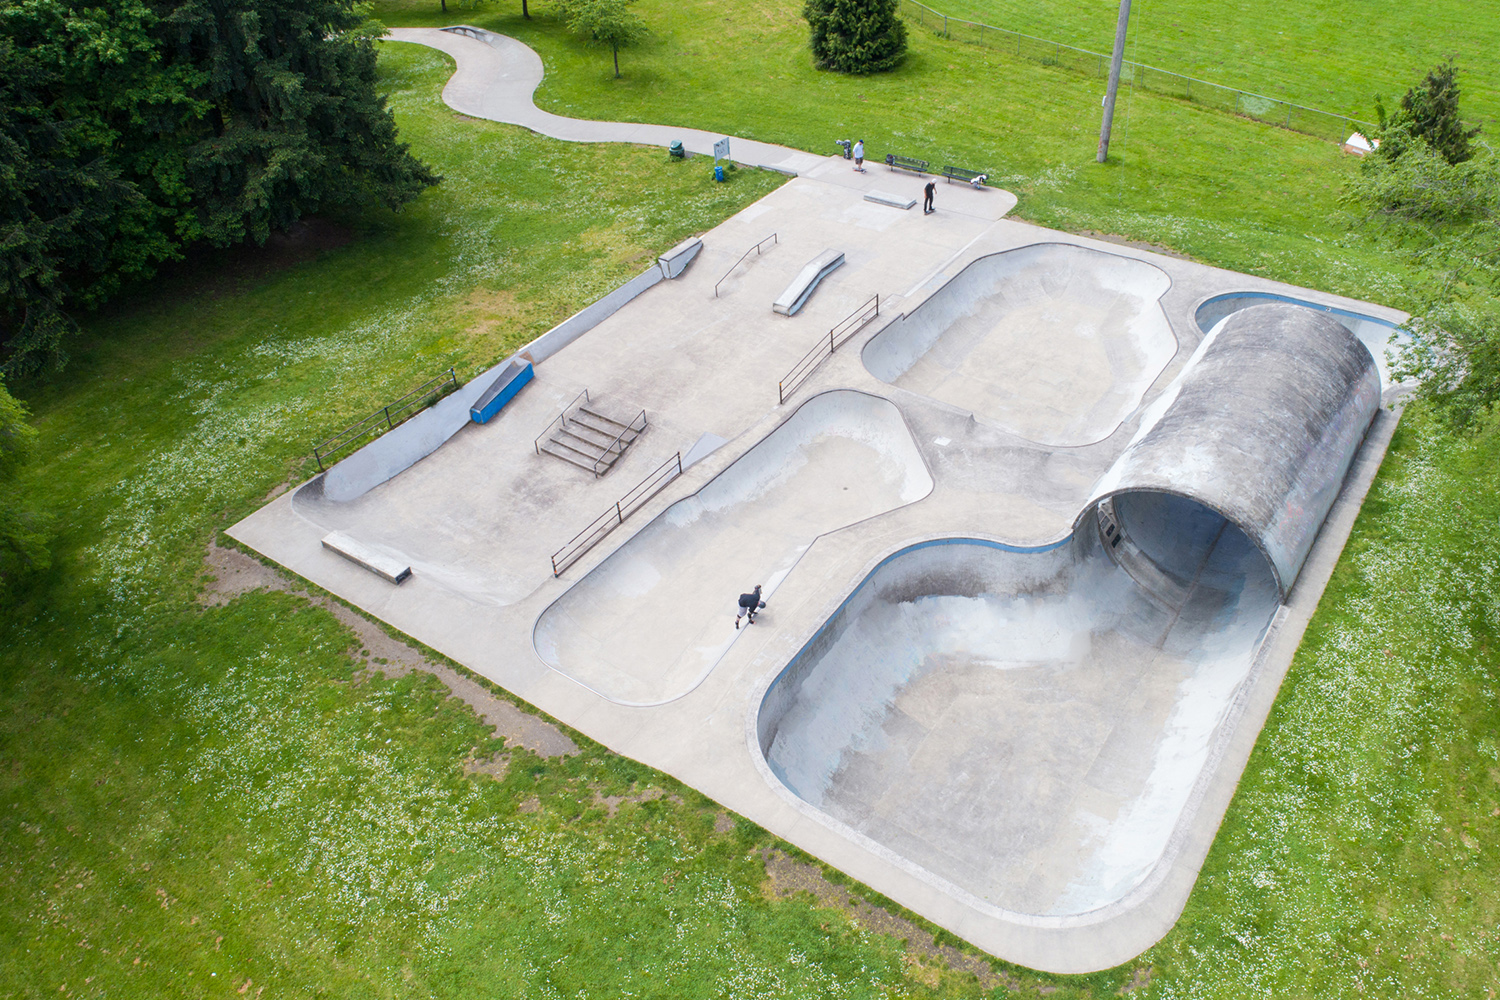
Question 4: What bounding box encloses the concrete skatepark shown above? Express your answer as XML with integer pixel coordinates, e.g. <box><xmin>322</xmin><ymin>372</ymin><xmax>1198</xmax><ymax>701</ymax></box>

<box><xmin>230</xmin><ymin>26</ymin><xmax>1410</xmax><ymax>973</ymax></box>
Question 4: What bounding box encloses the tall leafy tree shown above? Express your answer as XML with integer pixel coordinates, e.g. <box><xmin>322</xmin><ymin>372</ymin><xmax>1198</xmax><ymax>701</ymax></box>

<box><xmin>0</xmin><ymin>0</ymin><xmax>440</xmax><ymax>376</ymax></box>
<box><xmin>565</xmin><ymin>0</ymin><xmax>646</xmax><ymax>79</ymax></box>
<box><xmin>803</xmin><ymin>0</ymin><xmax>907</xmax><ymax>74</ymax></box>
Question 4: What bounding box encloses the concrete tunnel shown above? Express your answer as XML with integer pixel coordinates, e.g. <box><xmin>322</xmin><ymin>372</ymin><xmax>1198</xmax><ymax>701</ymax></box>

<box><xmin>1079</xmin><ymin>302</ymin><xmax>1383</xmax><ymax>602</ymax></box>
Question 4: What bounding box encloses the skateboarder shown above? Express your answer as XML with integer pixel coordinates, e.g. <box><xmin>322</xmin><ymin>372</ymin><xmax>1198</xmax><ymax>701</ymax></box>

<box><xmin>853</xmin><ymin>140</ymin><xmax>865</xmax><ymax>172</ymax></box>
<box><xmin>923</xmin><ymin>180</ymin><xmax>936</xmax><ymax>214</ymax></box>
<box><xmin>735</xmin><ymin>585</ymin><xmax>766</xmax><ymax>628</ymax></box>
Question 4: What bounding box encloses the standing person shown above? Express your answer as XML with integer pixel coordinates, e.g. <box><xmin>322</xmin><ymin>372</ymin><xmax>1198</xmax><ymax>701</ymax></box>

<box><xmin>735</xmin><ymin>585</ymin><xmax>766</xmax><ymax>629</ymax></box>
<box><xmin>853</xmin><ymin>139</ymin><xmax>865</xmax><ymax>172</ymax></box>
<box><xmin>923</xmin><ymin>180</ymin><xmax>936</xmax><ymax>214</ymax></box>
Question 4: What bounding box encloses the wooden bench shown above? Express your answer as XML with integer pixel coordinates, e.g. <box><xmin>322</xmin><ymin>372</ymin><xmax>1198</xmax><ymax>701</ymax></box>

<box><xmin>942</xmin><ymin>165</ymin><xmax>988</xmax><ymax>187</ymax></box>
<box><xmin>884</xmin><ymin>154</ymin><xmax>928</xmax><ymax>175</ymax></box>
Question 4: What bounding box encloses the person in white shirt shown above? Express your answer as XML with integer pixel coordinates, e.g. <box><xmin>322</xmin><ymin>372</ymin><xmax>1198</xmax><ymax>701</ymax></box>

<box><xmin>853</xmin><ymin>140</ymin><xmax>865</xmax><ymax>172</ymax></box>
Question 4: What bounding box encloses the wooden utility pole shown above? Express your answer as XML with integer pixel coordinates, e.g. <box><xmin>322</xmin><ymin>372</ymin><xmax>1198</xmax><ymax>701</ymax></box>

<box><xmin>1097</xmin><ymin>0</ymin><xmax>1132</xmax><ymax>163</ymax></box>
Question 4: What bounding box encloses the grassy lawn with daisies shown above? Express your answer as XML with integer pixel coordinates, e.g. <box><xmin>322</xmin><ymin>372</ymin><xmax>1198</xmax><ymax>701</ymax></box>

<box><xmin>2</xmin><ymin>6</ymin><xmax>1499</xmax><ymax>998</ymax></box>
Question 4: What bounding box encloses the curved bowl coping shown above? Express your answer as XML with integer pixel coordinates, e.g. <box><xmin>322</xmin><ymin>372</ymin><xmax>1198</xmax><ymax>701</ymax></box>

<box><xmin>1082</xmin><ymin>303</ymin><xmax>1382</xmax><ymax>597</ymax></box>
<box><xmin>1195</xmin><ymin>290</ymin><xmax>1406</xmax><ymax>388</ymax></box>
<box><xmin>860</xmin><ymin>242</ymin><xmax>1176</xmax><ymax>447</ymax></box>
<box><xmin>531</xmin><ymin>389</ymin><xmax>935</xmax><ymax>707</ymax></box>
<box><xmin>746</xmin><ymin>532</ymin><xmax>1276</xmax><ymax>933</ymax></box>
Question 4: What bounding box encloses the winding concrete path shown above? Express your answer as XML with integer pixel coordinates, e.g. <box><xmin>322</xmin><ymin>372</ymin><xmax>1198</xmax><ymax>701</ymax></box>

<box><xmin>384</xmin><ymin>26</ymin><xmax>827</xmax><ymax>176</ymax></box>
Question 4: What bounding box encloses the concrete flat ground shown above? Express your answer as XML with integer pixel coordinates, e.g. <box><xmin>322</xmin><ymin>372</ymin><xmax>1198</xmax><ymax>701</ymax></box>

<box><xmin>231</xmin><ymin>141</ymin><xmax>1407</xmax><ymax>972</ymax></box>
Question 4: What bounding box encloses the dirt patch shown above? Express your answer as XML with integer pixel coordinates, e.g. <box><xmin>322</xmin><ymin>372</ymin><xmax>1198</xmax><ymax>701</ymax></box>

<box><xmin>201</xmin><ymin>540</ymin><xmax>579</xmax><ymax>759</ymax></box>
<box><xmin>1077</xmin><ymin>230</ymin><xmax>1195</xmax><ymax>261</ymax></box>
<box><xmin>713</xmin><ymin>811</ymin><xmax>736</xmax><ymax>834</ymax></box>
<box><xmin>762</xmin><ymin>848</ymin><xmax>1016</xmax><ymax>992</ymax></box>
<box><xmin>587</xmin><ymin>785</ymin><xmax>683</xmax><ymax>819</ymax></box>
<box><xmin>463</xmin><ymin>751</ymin><xmax>511</xmax><ymax>780</ymax></box>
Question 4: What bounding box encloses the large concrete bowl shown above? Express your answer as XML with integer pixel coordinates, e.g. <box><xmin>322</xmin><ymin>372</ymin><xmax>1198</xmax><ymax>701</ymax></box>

<box><xmin>756</xmin><ymin>527</ymin><xmax>1279</xmax><ymax>920</ymax></box>
<box><xmin>862</xmin><ymin>244</ymin><xmax>1176</xmax><ymax>446</ymax></box>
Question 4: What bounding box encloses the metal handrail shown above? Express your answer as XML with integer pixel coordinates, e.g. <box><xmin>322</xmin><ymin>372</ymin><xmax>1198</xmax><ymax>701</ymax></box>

<box><xmin>590</xmin><ymin>409</ymin><xmax>648</xmax><ymax>477</ymax></box>
<box><xmin>714</xmin><ymin>233</ymin><xmax>778</xmax><ymax>297</ymax></box>
<box><xmin>534</xmin><ymin>388</ymin><xmax>591</xmax><ymax>455</ymax></box>
<box><xmin>778</xmin><ymin>295</ymin><xmax>881</xmax><ymax>404</ymax></box>
<box><xmin>551</xmin><ymin>451</ymin><xmax>685</xmax><ymax>576</ymax></box>
<box><xmin>313</xmin><ymin>368</ymin><xmax>459</xmax><ymax>472</ymax></box>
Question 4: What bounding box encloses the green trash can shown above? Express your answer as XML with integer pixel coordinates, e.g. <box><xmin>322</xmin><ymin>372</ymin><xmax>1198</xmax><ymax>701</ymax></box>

<box><xmin>668</xmin><ymin>140</ymin><xmax>685</xmax><ymax>159</ymax></box>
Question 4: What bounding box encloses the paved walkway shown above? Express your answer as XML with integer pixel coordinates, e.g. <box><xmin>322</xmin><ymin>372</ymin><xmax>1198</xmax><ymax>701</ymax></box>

<box><xmin>384</xmin><ymin>26</ymin><xmax>827</xmax><ymax>175</ymax></box>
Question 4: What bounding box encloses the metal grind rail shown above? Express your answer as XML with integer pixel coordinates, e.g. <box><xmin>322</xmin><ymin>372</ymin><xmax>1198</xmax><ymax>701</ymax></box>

<box><xmin>533</xmin><ymin>388</ymin><xmax>591</xmax><ymax>455</ymax></box>
<box><xmin>715</xmin><ymin>233</ymin><xmax>778</xmax><ymax>297</ymax></box>
<box><xmin>778</xmin><ymin>295</ymin><xmax>881</xmax><ymax>404</ymax></box>
<box><xmin>551</xmin><ymin>451</ymin><xmax>685</xmax><ymax>577</ymax></box>
<box><xmin>313</xmin><ymin>368</ymin><xmax>460</xmax><ymax>472</ymax></box>
<box><xmin>590</xmin><ymin>409</ymin><xmax>649</xmax><ymax>477</ymax></box>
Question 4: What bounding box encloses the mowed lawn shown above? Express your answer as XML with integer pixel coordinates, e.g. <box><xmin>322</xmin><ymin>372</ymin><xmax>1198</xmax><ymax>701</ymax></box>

<box><xmin>376</xmin><ymin>0</ymin><xmax>1414</xmax><ymax>309</ymax></box>
<box><xmin>1</xmin><ymin>7</ymin><xmax>1498</xmax><ymax>1000</ymax></box>
<box><xmin>905</xmin><ymin>0</ymin><xmax>1500</xmax><ymax>129</ymax></box>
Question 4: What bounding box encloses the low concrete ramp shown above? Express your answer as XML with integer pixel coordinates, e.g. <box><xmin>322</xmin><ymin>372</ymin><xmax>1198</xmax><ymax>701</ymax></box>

<box><xmin>773</xmin><ymin>249</ymin><xmax>844</xmax><ymax>316</ymax></box>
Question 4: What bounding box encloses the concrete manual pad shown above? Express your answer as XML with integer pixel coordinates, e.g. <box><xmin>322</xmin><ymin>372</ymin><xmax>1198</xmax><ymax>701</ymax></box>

<box><xmin>865</xmin><ymin>190</ymin><xmax>917</xmax><ymax>209</ymax></box>
<box><xmin>229</xmin><ymin>128</ymin><xmax>1409</xmax><ymax>973</ymax></box>
<box><xmin>534</xmin><ymin>391</ymin><xmax>932</xmax><ymax>705</ymax></box>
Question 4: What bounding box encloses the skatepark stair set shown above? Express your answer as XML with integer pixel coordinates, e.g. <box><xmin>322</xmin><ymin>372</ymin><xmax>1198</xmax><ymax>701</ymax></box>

<box><xmin>534</xmin><ymin>389</ymin><xmax>648</xmax><ymax>476</ymax></box>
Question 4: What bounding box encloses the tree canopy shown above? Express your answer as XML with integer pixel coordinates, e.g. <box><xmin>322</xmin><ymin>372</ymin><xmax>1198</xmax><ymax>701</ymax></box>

<box><xmin>564</xmin><ymin>0</ymin><xmax>647</xmax><ymax>79</ymax></box>
<box><xmin>0</xmin><ymin>0</ymin><xmax>440</xmax><ymax>376</ymax></box>
<box><xmin>1375</xmin><ymin>60</ymin><xmax>1482</xmax><ymax>166</ymax></box>
<box><xmin>1350</xmin><ymin>62</ymin><xmax>1500</xmax><ymax>431</ymax></box>
<box><xmin>803</xmin><ymin>0</ymin><xmax>907</xmax><ymax>75</ymax></box>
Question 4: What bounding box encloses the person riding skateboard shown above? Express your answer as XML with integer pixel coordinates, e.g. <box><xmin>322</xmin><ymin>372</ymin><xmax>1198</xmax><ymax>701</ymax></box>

<box><xmin>735</xmin><ymin>585</ymin><xmax>766</xmax><ymax>628</ymax></box>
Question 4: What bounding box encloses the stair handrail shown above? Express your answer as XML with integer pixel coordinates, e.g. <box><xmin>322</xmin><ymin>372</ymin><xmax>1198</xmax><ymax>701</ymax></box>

<box><xmin>551</xmin><ymin>451</ymin><xmax>685</xmax><ymax>576</ymax></box>
<box><xmin>534</xmin><ymin>387</ymin><xmax>591</xmax><ymax>455</ymax></box>
<box><xmin>714</xmin><ymin>232</ymin><xmax>778</xmax><ymax>297</ymax></box>
<box><xmin>590</xmin><ymin>409</ymin><xmax>649</xmax><ymax>477</ymax></box>
<box><xmin>777</xmin><ymin>294</ymin><xmax>880</xmax><ymax>404</ymax></box>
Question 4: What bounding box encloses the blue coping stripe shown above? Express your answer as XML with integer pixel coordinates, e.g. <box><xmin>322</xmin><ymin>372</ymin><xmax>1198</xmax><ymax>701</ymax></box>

<box><xmin>1195</xmin><ymin>292</ymin><xmax>1401</xmax><ymax>334</ymax></box>
<box><xmin>763</xmin><ymin>534</ymin><xmax>1073</xmax><ymax>708</ymax></box>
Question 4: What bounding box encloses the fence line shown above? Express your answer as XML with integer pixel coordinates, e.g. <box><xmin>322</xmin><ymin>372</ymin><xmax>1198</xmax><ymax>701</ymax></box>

<box><xmin>898</xmin><ymin>0</ymin><xmax>1374</xmax><ymax>143</ymax></box>
<box><xmin>312</xmin><ymin>368</ymin><xmax>460</xmax><ymax>472</ymax></box>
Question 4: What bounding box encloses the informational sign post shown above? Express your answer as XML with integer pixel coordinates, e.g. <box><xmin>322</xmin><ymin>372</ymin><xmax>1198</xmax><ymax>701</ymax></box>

<box><xmin>713</xmin><ymin>137</ymin><xmax>731</xmax><ymax>163</ymax></box>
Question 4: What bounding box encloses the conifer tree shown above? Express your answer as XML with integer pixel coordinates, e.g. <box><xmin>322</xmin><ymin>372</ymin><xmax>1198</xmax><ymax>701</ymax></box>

<box><xmin>803</xmin><ymin>0</ymin><xmax>907</xmax><ymax>74</ymax></box>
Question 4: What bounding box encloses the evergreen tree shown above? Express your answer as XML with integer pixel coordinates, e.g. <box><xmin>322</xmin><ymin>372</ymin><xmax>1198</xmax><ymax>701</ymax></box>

<box><xmin>0</xmin><ymin>0</ymin><xmax>441</xmax><ymax>376</ymax></box>
<box><xmin>803</xmin><ymin>0</ymin><xmax>907</xmax><ymax>74</ymax></box>
<box><xmin>1375</xmin><ymin>60</ymin><xmax>1481</xmax><ymax>165</ymax></box>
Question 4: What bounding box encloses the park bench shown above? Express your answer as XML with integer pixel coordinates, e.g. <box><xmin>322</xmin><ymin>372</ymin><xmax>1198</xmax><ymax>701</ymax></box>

<box><xmin>942</xmin><ymin>165</ymin><xmax>989</xmax><ymax>187</ymax></box>
<box><xmin>884</xmin><ymin>153</ymin><xmax>928</xmax><ymax>175</ymax></box>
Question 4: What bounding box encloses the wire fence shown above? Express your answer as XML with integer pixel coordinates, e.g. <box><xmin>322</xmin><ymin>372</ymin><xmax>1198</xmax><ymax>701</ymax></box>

<box><xmin>899</xmin><ymin>0</ymin><xmax>1375</xmax><ymax>144</ymax></box>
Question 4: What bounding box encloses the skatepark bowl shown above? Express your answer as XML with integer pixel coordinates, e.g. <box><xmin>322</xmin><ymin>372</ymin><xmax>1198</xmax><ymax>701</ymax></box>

<box><xmin>756</xmin><ymin>506</ymin><xmax>1281</xmax><ymax>919</ymax></box>
<box><xmin>533</xmin><ymin>390</ymin><xmax>933</xmax><ymax>706</ymax></box>
<box><xmin>861</xmin><ymin>243</ymin><xmax>1176</xmax><ymax>446</ymax></box>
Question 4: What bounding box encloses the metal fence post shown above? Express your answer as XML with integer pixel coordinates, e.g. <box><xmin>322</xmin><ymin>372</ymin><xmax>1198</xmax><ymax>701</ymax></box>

<box><xmin>384</xmin><ymin>406</ymin><xmax>393</xmax><ymax>428</ymax></box>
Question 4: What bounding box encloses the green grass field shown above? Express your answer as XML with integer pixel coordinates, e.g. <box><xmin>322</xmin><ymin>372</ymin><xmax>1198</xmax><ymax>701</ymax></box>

<box><xmin>907</xmin><ymin>0</ymin><xmax>1500</xmax><ymax>129</ymax></box>
<box><xmin>2</xmin><ymin>3</ymin><xmax>1499</xmax><ymax>997</ymax></box>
